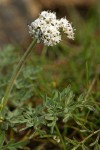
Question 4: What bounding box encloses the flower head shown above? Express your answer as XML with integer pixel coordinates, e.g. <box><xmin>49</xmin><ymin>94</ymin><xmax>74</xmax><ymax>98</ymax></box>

<box><xmin>28</xmin><ymin>11</ymin><xmax>75</xmax><ymax>46</ymax></box>
<box><xmin>58</xmin><ymin>18</ymin><xmax>75</xmax><ymax>40</ymax></box>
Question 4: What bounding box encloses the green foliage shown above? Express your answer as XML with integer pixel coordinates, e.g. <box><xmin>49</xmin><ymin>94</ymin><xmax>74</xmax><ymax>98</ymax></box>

<box><xmin>0</xmin><ymin>139</ymin><xmax>28</xmax><ymax>150</ymax></box>
<box><xmin>11</xmin><ymin>65</ymin><xmax>42</xmax><ymax>106</ymax></box>
<box><xmin>0</xmin><ymin>131</ymin><xmax>5</xmax><ymax>147</ymax></box>
<box><xmin>5</xmin><ymin>87</ymin><xmax>99</xmax><ymax>149</ymax></box>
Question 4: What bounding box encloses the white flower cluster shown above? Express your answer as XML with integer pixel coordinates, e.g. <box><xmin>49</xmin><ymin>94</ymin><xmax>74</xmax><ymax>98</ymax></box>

<box><xmin>28</xmin><ymin>11</ymin><xmax>75</xmax><ymax>46</ymax></box>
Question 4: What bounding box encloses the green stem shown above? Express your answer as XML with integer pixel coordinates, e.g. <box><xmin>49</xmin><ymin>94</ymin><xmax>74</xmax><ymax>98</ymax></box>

<box><xmin>55</xmin><ymin>124</ymin><xmax>66</xmax><ymax>150</ymax></box>
<box><xmin>0</xmin><ymin>39</ymin><xmax>37</xmax><ymax>117</ymax></box>
<box><xmin>81</xmin><ymin>129</ymin><xmax>100</xmax><ymax>144</ymax></box>
<box><xmin>86</xmin><ymin>61</ymin><xmax>89</xmax><ymax>89</ymax></box>
<box><xmin>41</xmin><ymin>46</ymin><xmax>47</xmax><ymax>57</ymax></box>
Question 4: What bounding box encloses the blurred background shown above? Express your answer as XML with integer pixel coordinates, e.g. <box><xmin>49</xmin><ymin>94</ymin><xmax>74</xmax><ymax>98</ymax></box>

<box><xmin>0</xmin><ymin>1</ymin><xmax>100</xmax><ymax>149</ymax></box>
<box><xmin>0</xmin><ymin>0</ymin><xmax>99</xmax><ymax>47</ymax></box>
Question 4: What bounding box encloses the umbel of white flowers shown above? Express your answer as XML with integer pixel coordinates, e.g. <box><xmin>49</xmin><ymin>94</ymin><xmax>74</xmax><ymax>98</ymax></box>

<box><xmin>28</xmin><ymin>11</ymin><xmax>75</xmax><ymax>46</ymax></box>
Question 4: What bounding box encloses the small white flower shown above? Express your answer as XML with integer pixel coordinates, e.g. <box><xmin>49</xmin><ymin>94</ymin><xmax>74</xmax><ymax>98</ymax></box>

<box><xmin>28</xmin><ymin>10</ymin><xmax>75</xmax><ymax>46</ymax></box>
<box><xmin>42</xmin><ymin>25</ymin><xmax>61</xmax><ymax>46</ymax></box>
<box><xmin>58</xmin><ymin>18</ymin><xmax>75</xmax><ymax>40</ymax></box>
<box><xmin>53</xmin><ymin>135</ymin><xmax>60</xmax><ymax>143</ymax></box>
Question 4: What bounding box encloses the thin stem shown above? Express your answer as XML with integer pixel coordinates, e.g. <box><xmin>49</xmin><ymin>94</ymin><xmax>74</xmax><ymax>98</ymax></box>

<box><xmin>41</xmin><ymin>46</ymin><xmax>47</xmax><ymax>57</ymax></box>
<box><xmin>84</xmin><ymin>76</ymin><xmax>97</xmax><ymax>101</ymax></box>
<box><xmin>81</xmin><ymin>129</ymin><xmax>100</xmax><ymax>144</ymax></box>
<box><xmin>55</xmin><ymin>124</ymin><xmax>66</xmax><ymax>150</ymax></box>
<box><xmin>0</xmin><ymin>39</ymin><xmax>37</xmax><ymax>117</ymax></box>
<box><xmin>86</xmin><ymin>61</ymin><xmax>89</xmax><ymax>89</ymax></box>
